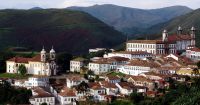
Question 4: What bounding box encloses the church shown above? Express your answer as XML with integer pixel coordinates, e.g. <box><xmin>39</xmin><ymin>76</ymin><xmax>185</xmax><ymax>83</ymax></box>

<box><xmin>6</xmin><ymin>47</ymin><xmax>57</xmax><ymax>76</ymax></box>
<box><xmin>126</xmin><ymin>26</ymin><xmax>196</xmax><ymax>55</ymax></box>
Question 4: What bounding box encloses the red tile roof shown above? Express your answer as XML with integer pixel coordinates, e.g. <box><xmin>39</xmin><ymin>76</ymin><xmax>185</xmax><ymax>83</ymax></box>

<box><xmin>67</xmin><ymin>75</ymin><xmax>85</xmax><ymax>81</ymax></box>
<box><xmin>168</xmin><ymin>34</ymin><xmax>192</xmax><ymax>42</ymax></box>
<box><xmin>113</xmin><ymin>51</ymin><xmax>153</xmax><ymax>55</ymax></box>
<box><xmin>127</xmin><ymin>59</ymin><xmax>160</xmax><ymax>68</ymax></box>
<box><xmin>7</xmin><ymin>57</ymin><xmax>30</xmax><ymax>63</ymax></box>
<box><xmin>127</xmin><ymin>40</ymin><xmax>164</xmax><ymax>44</ymax></box>
<box><xmin>31</xmin><ymin>87</ymin><xmax>53</xmax><ymax>98</ymax></box>
<box><xmin>29</xmin><ymin>54</ymin><xmax>41</xmax><ymax>62</ymax></box>
<box><xmin>117</xmin><ymin>82</ymin><xmax>134</xmax><ymax>90</ymax></box>
<box><xmin>107</xmin><ymin>56</ymin><xmax>130</xmax><ymax>62</ymax></box>
<box><xmin>59</xmin><ymin>87</ymin><xmax>76</xmax><ymax>97</ymax></box>
<box><xmin>106</xmin><ymin>75</ymin><xmax>120</xmax><ymax>81</ymax></box>
<box><xmin>100</xmin><ymin>82</ymin><xmax>118</xmax><ymax>88</ymax></box>
<box><xmin>7</xmin><ymin>54</ymin><xmax>42</xmax><ymax>63</ymax></box>
<box><xmin>188</xmin><ymin>47</ymin><xmax>200</xmax><ymax>52</ymax></box>
<box><xmin>126</xmin><ymin>75</ymin><xmax>152</xmax><ymax>82</ymax></box>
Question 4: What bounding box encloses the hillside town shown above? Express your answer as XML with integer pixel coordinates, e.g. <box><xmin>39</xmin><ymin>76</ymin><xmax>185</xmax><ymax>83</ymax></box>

<box><xmin>0</xmin><ymin>26</ymin><xmax>200</xmax><ymax>105</ymax></box>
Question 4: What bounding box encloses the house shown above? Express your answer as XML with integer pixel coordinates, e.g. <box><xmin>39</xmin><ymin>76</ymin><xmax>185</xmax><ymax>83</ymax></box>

<box><xmin>29</xmin><ymin>87</ymin><xmax>55</xmax><ymax>105</ymax></box>
<box><xmin>106</xmin><ymin>56</ymin><xmax>129</xmax><ymax>70</ymax></box>
<box><xmin>89</xmin><ymin>82</ymin><xmax>106</xmax><ymax>95</ymax></box>
<box><xmin>105</xmin><ymin>75</ymin><xmax>121</xmax><ymax>84</ymax></box>
<box><xmin>6</xmin><ymin>47</ymin><xmax>57</xmax><ymax>76</ymax></box>
<box><xmin>155</xmin><ymin>67</ymin><xmax>180</xmax><ymax>75</ymax></box>
<box><xmin>14</xmin><ymin>76</ymin><xmax>49</xmax><ymax>88</ymax></box>
<box><xmin>186</xmin><ymin>47</ymin><xmax>200</xmax><ymax>61</ymax></box>
<box><xmin>66</xmin><ymin>75</ymin><xmax>87</xmax><ymax>88</ymax></box>
<box><xmin>58</xmin><ymin>87</ymin><xmax>78</xmax><ymax>105</ymax></box>
<box><xmin>104</xmin><ymin>51</ymin><xmax>154</xmax><ymax>60</ymax></box>
<box><xmin>70</xmin><ymin>57</ymin><xmax>87</xmax><ymax>73</ymax></box>
<box><xmin>100</xmin><ymin>81</ymin><xmax>119</xmax><ymax>96</ymax></box>
<box><xmin>139</xmin><ymin>72</ymin><xmax>166</xmax><ymax>81</ymax></box>
<box><xmin>125</xmin><ymin>75</ymin><xmax>154</xmax><ymax>90</ymax></box>
<box><xmin>88</xmin><ymin>82</ymin><xmax>107</xmax><ymax>101</ymax></box>
<box><xmin>176</xmin><ymin>68</ymin><xmax>200</xmax><ymax>76</ymax></box>
<box><xmin>89</xmin><ymin>60</ymin><xmax>111</xmax><ymax>75</ymax></box>
<box><xmin>126</xmin><ymin>27</ymin><xmax>196</xmax><ymax>55</ymax></box>
<box><xmin>115</xmin><ymin>82</ymin><xmax>135</xmax><ymax>95</ymax></box>
<box><xmin>118</xmin><ymin>59</ymin><xmax>160</xmax><ymax>76</ymax></box>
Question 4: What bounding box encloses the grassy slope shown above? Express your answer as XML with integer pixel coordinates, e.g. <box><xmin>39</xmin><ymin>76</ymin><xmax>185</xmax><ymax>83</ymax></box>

<box><xmin>0</xmin><ymin>9</ymin><xmax>125</xmax><ymax>54</ymax></box>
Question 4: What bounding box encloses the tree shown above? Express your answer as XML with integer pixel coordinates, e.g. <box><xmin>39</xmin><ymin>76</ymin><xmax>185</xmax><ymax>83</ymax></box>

<box><xmin>110</xmin><ymin>100</ymin><xmax>134</xmax><ymax>105</ymax></box>
<box><xmin>40</xmin><ymin>102</ymin><xmax>47</xmax><ymax>105</ymax></box>
<box><xmin>130</xmin><ymin>92</ymin><xmax>144</xmax><ymax>104</ymax></box>
<box><xmin>76</xmin><ymin>81</ymin><xmax>89</xmax><ymax>92</ymax></box>
<box><xmin>192</xmin><ymin>68</ymin><xmax>199</xmax><ymax>76</ymax></box>
<box><xmin>17</xmin><ymin>65</ymin><xmax>27</xmax><ymax>76</ymax></box>
<box><xmin>87</xmin><ymin>70</ymin><xmax>94</xmax><ymax>76</ymax></box>
<box><xmin>56</xmin><ymin>52</ymin><xmax>73</xmax><ymax>73</ymax></box>
<box><xmin>197</xmin><ymin>61</ymin><xmax>200</xmax><ymax>69</ymax></box>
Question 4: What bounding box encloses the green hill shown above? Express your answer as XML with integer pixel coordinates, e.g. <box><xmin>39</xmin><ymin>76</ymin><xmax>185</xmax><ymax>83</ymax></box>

<box><xmin>147</xmin><ymin>8</ymin><xmax>200</xmax><ymax>47</ymax></box>
<box><xmin>0</xmin><ymin>9</ymin><xmax>125</xmax><ymax>54</ymax></box>
<box><xmin>67</xmin><ymin>4</ymin><xmax>192</xmax><ymax>35</ymax></box>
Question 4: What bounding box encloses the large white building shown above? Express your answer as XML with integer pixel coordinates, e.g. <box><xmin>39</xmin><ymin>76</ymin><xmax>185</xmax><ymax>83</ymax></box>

<box><xmin>6</xmin><ymin>47</ymin><xmax>57</xmax><ymax>76</ymax></box>
<box><xmin>126</xmin><ymin>27</ymin><xmax>196</xmax><ymax>55</ymax></box>
<box><xmin>104</xmin><ymin>51</ymin><xmax>154</xmax><ymax>60</ymax></box>
<box><xmin>118</xmin><ymin>59</ymin><xmax>160</xmax><ymax>76</ymax></box>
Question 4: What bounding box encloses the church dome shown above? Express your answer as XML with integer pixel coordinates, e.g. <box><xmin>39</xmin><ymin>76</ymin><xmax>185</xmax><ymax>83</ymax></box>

<box><xmin>191</xmin><ymin>26</ymin><xmax>196</xmax><ymax>31</ymax></box>
<box><xmin>178</xmin><ymin>26</ymin><xmax>182</xmax><ymax>31</ymax></box>
<box><xmin>50</xmin><ymin>46</ymin><xmax>55</xmax><ymax>53</ymax></box>
<box><xmin>163</xmin><ymin>29</ymin><xmax>167</xmax><ymax>33</ymax></box>
<box><xmin>41</xmin><ymin>47</ymin><xmax>46</xmax><ymax>54</ymax></box>
<box><xmin>50</xmin><ymin>48</ymin><xmax>55</xmax><ymax>53</ymax></box>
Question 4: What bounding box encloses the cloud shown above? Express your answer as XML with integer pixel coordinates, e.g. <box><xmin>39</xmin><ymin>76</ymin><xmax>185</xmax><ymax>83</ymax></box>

<box><xmin>0</xmin><ymin>0</ymin><xmax>199</xmax><ymax>9</ymax></box>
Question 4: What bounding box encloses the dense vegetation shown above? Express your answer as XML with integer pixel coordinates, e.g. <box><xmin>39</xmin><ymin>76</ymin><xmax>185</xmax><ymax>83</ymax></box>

<box><xmin>0</xmin><ymin>9</ymin><xmax>125</xmax><ymax>54</ymax></box>
<box><xmin>109</xmin><ymin>77</ymin><xmax>200</xmax><ymax>105</ymax></box>
<box><xmin>0</xmin><ymin>81</ymin><xmax>32</xmax><ymax>104</ymax></box>
<box><xmin>68</xmin><ymin>4</ymin><xmax>192</xmax><ymax>35</ymax></box>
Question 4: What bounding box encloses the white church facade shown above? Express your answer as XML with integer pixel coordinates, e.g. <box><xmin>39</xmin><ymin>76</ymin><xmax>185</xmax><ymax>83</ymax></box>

<box><xmin>6</xmin><ymin>47</ymin><xmax>57</xmax><ymax>76</ymax></box>
<box><xmin>126</xmin><ymin>26</ymin><xmax>196</xmax><ymax>55</ymax></box>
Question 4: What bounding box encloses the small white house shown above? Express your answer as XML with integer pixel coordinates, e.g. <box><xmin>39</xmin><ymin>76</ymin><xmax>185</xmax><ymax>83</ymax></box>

<box><xmin>14</xmin><ymin>76</ymin><xmax>49</xmax><ymax>88</ymax></box>
<box><xmin>89</xmin><ymin>61</ymin><xmax>111</xmax><ymax>75</ymax></box>
<box><xmin>29</xmin><ymin>87</ymin><xmax>55</xmax><ymax>105</ymax></box>
<box><xmin>70</xmin><ymin>57</ymin><xmax>86</xmax><ymax>72</ymax></box>
<box><xmin>115</xmin><ymin>82</ymin><xmax>134</xmax><ymax>95</ymax></box>
<box><xmin>100</xmin><ymin>82</ymin><xmax>119</xmax><ymax>96</ymax></box>
<box><xmin>186</xmin><ymin>47</ymin><xmax>200</xmax><ymax>61</ymax></box>
<box><xmin>105</xmin><ymin>75</ymin><xmax>121</xmax><ymax>84</ymax></box>
<box><xmin>58</xmin><ymin>87</ymin><xmax>78</xmax><ymax>105</ymax></box>
<box><xmin>66</xmin><ymin>75</ymin><xmax>87</xmax><ymax>88</ymax></box>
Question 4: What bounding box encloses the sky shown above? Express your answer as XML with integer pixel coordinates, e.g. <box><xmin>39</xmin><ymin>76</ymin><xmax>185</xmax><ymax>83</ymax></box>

<box><xmin>0</xmin><ymin>0</ymin><xmax>199</xmax><ymax>9</ymax></box>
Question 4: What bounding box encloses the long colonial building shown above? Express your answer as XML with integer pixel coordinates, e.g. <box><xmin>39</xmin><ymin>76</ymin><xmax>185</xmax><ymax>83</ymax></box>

<box><xmin>126</xmin><ymin>26</ymin><xmax>196</xmax><ymax>55</ymax></box>
<box><xmin>6</xmin><ymin>47</ymin><xmax>57</xmax><ymax>76</ymax></box>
